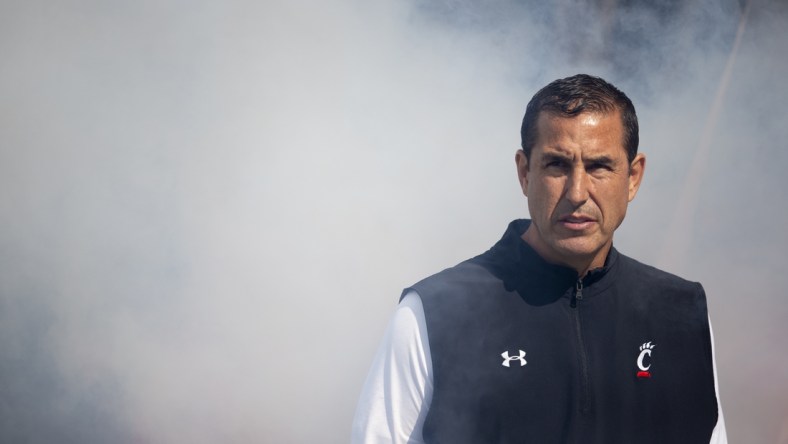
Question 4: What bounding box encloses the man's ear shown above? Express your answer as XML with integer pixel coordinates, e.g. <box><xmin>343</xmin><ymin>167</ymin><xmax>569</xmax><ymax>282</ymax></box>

<box><xmin>515</xmin><ymin>149</ymin><xmax>529</xmax><ymax>197</ymax></box>
<box><xmin>628</xmin><ymin>153</ymin><xmax>646</xmax><ymax>202</ymax></box>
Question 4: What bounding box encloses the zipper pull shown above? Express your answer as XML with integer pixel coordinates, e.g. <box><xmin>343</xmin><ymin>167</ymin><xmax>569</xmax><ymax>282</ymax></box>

<box><xmin>570</xmin><ymin>279</ymin><xmax>584</xmax><ymax>308</ymax></box>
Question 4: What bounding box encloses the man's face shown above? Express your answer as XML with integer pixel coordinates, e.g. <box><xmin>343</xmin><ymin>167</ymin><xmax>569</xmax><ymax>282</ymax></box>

<box><xmin>515</xmin><ymin>110</ymin><xmax>645</xmax><ymax>272</ymax></box>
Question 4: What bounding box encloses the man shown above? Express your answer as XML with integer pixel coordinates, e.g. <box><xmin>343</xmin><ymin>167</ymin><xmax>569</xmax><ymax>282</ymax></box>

<box><xmin>352</xmin><ymin>74</ymin><xmax>726</xmax><ymax>443</ymax></box>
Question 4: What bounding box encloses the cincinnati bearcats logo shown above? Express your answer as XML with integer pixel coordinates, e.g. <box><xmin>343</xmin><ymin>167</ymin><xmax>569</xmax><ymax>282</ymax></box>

<box><xmin>501</xmin><ymin>350</ymin><xmax>527</xmax><ymax>367</ymax></box>
<box><xmin>636</xmin><ymin>342</ymin><xmax>655</xmax><ymax>378</ymax></box>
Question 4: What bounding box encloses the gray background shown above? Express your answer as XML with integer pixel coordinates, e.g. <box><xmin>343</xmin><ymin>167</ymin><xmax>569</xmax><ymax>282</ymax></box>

<box><xmin>1</xmin><ymin>0</ymin><xmax>787</xmax><ymax>442</ymax></box>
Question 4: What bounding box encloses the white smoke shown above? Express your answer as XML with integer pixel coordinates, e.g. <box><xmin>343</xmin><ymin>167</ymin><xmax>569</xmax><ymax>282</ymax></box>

<box><xmin>1</xmin><ymin>0</ymin><xmax>786</xmax><ymax>442</ymax></box>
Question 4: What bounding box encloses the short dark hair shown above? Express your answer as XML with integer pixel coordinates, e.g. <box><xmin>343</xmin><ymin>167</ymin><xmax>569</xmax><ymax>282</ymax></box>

<box><xmin>520</xmin><ymin>74</ymin><xmax>639</xmax><ymax>164</ymax></box>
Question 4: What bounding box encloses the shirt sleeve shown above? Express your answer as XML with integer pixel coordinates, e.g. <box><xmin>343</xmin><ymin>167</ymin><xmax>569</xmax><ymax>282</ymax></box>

<box><xmin>351</xmin><ymin>291</ymin><xmax>433</xmax><ymax>444</ymax></box>
<box><xmin>708</xmin><ymin>316</ymin><xmax>728</xmax><ymax>444</ymax></box>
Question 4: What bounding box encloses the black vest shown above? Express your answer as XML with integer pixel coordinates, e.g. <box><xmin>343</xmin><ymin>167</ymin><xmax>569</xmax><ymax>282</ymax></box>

<box><xmin>405</xmin><ymin>220</ymin><xmax>718</xmax><ymax>444</ymax></box>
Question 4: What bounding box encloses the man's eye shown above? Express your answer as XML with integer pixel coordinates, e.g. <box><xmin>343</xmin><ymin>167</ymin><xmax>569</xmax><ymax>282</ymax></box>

<box><xmin>588</xmin><ymin>163</ymin><xmax>611</xmax><ymax>171</ymax></box>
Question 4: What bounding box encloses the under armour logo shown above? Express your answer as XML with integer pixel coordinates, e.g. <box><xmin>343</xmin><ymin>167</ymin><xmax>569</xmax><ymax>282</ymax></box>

<box><xmin>501</xmin><ymin>350</ymin><xmax>527</xmax><ymax>367</ymax></box>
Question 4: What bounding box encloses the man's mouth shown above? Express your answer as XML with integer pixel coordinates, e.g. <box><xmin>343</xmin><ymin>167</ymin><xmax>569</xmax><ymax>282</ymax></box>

<box><xmin>558</xmin><ymin>215</ymin><xmax>596</xmax><ymax>231</ymax></box>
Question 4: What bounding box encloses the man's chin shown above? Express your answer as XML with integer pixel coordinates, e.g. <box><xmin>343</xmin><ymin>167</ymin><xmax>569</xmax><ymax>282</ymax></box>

<box><xmin>552</xmin><ymin>238</ymin><xmax>602</xmax><ymax>259</ymax></box>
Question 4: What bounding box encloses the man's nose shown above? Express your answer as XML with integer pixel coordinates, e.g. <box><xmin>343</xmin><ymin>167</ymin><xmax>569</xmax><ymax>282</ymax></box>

<box><xmin>565</xmin><ymin>167</ymin><xmax>590</xmax><ymax>206</ymax></box>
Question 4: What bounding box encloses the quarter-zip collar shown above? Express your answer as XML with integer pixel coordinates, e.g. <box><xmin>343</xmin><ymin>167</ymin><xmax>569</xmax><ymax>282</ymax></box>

<box><xmin>473</xmin><ymin>219</ymin><xmax>618</xmax><ymax>305</ymax></box>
